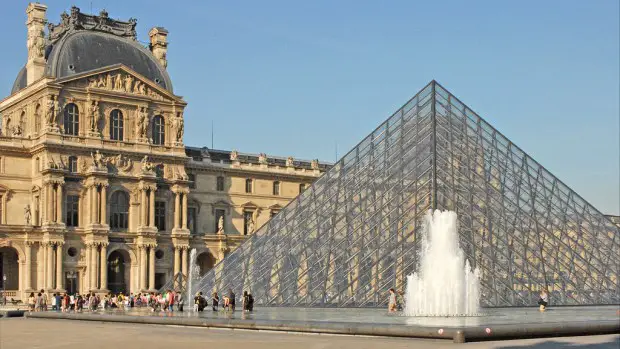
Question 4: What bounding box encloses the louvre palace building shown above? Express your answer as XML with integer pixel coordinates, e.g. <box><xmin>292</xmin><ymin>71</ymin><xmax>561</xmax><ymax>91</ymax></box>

<box><xmin>0</xmin><ymin>4</ymin><xmax>329</xmax><ymax>300</ymax></box>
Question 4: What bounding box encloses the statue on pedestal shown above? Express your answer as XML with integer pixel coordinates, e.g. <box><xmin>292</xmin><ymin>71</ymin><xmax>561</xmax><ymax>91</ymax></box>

<box><xmin>217</xmin><ymin>216</ymin><xmax>224</xmax><ymax>235</ymax></box>
<box><xmin>24</xmin><ymin>204</ymin><xmax>32</xmax><ymax>225</ymax></box>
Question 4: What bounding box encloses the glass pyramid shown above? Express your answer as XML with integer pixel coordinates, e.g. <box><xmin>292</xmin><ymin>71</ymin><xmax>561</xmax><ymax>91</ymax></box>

<box><xmin>194</xmin><ymin>81</ymin><xmax>619</xmax><ymax>307</ymax></box>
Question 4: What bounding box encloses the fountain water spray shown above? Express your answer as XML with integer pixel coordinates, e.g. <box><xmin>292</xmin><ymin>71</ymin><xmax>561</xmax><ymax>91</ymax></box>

<box><xmin>404</xmin><ymin>210</ymin><xmax>480</xmax><ymax>316</ymax></box>
<box><xmin>186</xmin><ymin>248</ymin><xmax>198</xmax><ymax>309</ymax></box>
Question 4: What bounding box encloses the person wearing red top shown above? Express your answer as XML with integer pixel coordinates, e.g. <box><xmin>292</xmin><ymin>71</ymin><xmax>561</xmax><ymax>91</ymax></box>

<box><xmin>167</xmin><ymin>290</ymin><xmax>175</xmax><ymax>312</ymax></box>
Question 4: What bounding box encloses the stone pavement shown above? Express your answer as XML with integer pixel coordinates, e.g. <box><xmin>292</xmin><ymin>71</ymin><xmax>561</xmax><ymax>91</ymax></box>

<box><xmin>0</xmin><ymin>318</ymin><xmax>618</xmax><ymax>349</ymax></box>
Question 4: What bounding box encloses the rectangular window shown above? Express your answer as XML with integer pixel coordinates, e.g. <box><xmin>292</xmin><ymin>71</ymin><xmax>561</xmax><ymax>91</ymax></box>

<box><xmin>243</xmin><ymin>211</ymin><xmax>253</xmax><ymax>235</ymax></box>
<box><xmin>188</xmin><ymin>173</ymin><xmax>196</xmax><ymax>189</ymax></box>
<box><xmin>273</xmin><ymin>181</ymin><xmax>280</xmax><ymax>196</ymax></box>
<box><xmin>65</xmin><ymin>195</ymin><xmax>79</xmax><ymax>227</ymax></box>
<box><xmin>214</xmin><ymin>209</ymin><xmax>225</xmax><ymax>233</ymax></box>
<box><xmin>188</xmin><ymin>207</ymin><xmax>197</xmax><ymax>234</ymax></box>
<box><xmin>216</xmin><ymin>176</ymin><xmax>224</xmax><ymax>191</ymax></box>
<box><xmin>155</xmin><ymin>201</ymin><xmax>166</xmax><ymax>231</ymax></box>
<box><xmin>245</xmin><ymin>179</ymin><xmax>253</xmax><ymax>193</ymax></box>
<box><xmin>299</xmin><ymin>183</ymin><xmax>306</xmax><ymax>193</ymax></box>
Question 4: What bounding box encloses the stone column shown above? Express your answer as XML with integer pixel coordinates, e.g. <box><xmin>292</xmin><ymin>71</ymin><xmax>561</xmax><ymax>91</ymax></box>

<box><xmin>95</xmin><ymin>186</ymin><xmax>100</xmax><ymax>225</ymax></box>
<box><xmin>55</xmin><ymin>243</ymin><xmax>63</xmax><ymax>290</ymax></box>
<box><xmin>181</xmin><ymin>193</ymin><xmax>188</xmax><ymax>229</ymax></box>
<box><xmin>148</xmin><ymin>247</ymin><xmax>155</xmax><ymax>290</ymax></box>
<box><xmin>173</xmin><ymin>192</ymin><xmax>180</xmax><ymax>229</ymax></box>
<box><xmin>140</xmin><ymin>189</ymin><xmax>147</xmax><ymax>226</ymax></box>
<box><xmin>173</xmin><ymin>247</ymin><xmax>180</xmax><ymax>277</ymax></box>
<box><xmin>140</xmin><ymin>246</ymin><xmax>147</xmax><ymax>290</ymax></box>
<box><xmin>100</xmin><ymin>244</ymin><xmax>107</xmax><ymax>291</ymax></box>
<box><xmin>181</xmin><ymin>247</ymin><xmax>188</xmax><ymax>277</ymax></box>
<box><xmin>46</xmin><ymin>243</ymin><xmax>53</xmax><ymax>289</ymax></box>
<box><xmin>90</xmin><ymin>244</ymin><xmax>98</xmax><ymax>290</ymax></box>
<box><xmin>55</xmin><ymin>184</ymin><xmax>63</xmax><ymax>223</ymax></box>
<box><xmin>25</xmin><ymin>242</ymin><xmax>32</xmax><ymax>290</ymax></box>
<box><xmin>100</xmin><ymin>185</ymin><xmax>107</xmax><ymax>225</ymax></box>
<box><xmin>45</xmin><ymin>183</ymin><xmax>52</xmax><ymax>224</ymax></box>
<box><xmin>148</xmin><ymin>189</ymin><xmax>156</xmax><ymax>228</ymax></box>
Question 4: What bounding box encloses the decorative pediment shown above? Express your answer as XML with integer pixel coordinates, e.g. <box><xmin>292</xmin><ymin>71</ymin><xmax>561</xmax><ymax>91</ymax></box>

<box><xmin>57</xmin><ymin>65</ymin><xmax>180</xmax><ymax>103</ymax></box>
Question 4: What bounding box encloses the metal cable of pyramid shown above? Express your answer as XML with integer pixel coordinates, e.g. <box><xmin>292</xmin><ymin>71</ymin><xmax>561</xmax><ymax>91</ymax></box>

<box><xmin>193</xmin><ymin>81</ymin><xmax>620</xmax><ymax>307</ymax></box>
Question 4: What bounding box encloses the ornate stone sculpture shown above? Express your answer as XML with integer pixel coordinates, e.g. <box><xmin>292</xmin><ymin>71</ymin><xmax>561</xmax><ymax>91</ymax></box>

<box><xmin>217</xmin><ymin>216</ymin><xmax>224</xmax><ymax>235</ymax></box>
<box><xmin>89</xmin><ymin>101</ymin><xmax>100</xmax><ymax>131</ymax></box>
<box><xmin>141</xmin><ymin>155</ymin><xmax>155</xmax><ymax>173</ymax></box>
<box><xmin>114</xmin><ymin>72</ymin><xmax>123</xmax><ymax>90</ymax></box>
<box><xmin>258</xmin><ymin>153</ymin><xmax>268</xmax><ymax>165</ymax></box>
<box><xmin>173</xmin><ymin>113</ymin><xmax>184</xmax><ymax>143</ymax></box>
<box><xmin>24</xmin><ymin>205</ymin><xmax>32</xmax><ymax>225</ymax></box>
<box><xmin>135</xmin><ymin>107</ymin><xmax>148</xmax><ymax>139</ymax></box>
<box><xmin>45</xmin><ymin>96</ymin><xmax>59</xmax><ymax>127</ymax></box>
<box><xmin>286</xmin><ymin>156</ymin><xmax>294</xmax><ymax>167</ymax></box>
<box><xmin>27</xmin><ymin>29</ymin><xmax>45</xmax><ymax>60</ymax></box>
<box><xmin>230</xmin><ymin>150</ymin><xmax>239</xmax><ymax>161</ymax></box>
<box><xmin>124</xmin><ymin>74</ymin><xmax>134</xmax><ymax>93</ymax></box>
<box><xmin>248</xmin><ymin>219</ymin><xmax>255</xmax><ymax>234</ymax></box>
<box><xmin>311</xmin><ymin>159</ymin><xmax>320</xmax><ymax>170</ymax></box>
<box><xmin>91</xmin><ymin>150</ymin><xmax>107</xmax><ymax>169</ymax></box>
<box><xmin>106</xmin><ymin>73</ymin><xmax>113</xmax><ymax>89</ymax></box>
<box><xmin>110</xmin><ymin>154</ymin><xmax>132</xmax><ymax>173</ymax></box>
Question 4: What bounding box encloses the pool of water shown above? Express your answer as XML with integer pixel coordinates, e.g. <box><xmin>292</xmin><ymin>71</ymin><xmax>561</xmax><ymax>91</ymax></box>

<box><xmin>93</xmin><ymin>305</ymin><xmax>620</xmax><ymax>328</ymax></box>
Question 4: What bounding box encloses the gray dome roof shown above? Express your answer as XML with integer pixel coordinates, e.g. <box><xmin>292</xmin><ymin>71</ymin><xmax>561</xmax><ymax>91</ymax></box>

<box><xmin>12</xmin><ymin>30</ymin><xmax>172</xmax><ymax>94</ymax></box>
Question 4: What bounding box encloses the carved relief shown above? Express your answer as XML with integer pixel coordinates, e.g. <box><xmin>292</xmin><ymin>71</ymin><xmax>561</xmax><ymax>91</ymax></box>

<box><xmin>230</xmin><ymin>150</ymin><xmax>239</xmax><ymax>161</ymax></box>
<box><xmin>48</xmin><ymin>6</ymin><xmax>137</xmax><ymax>45</ymax></box>
<box><xmin>83</xmin><ymin>70</ymin><xmax>166</xmax><ymax>101</ymax></box>
<box><xmin>88</xmin><ymin>100</ymin><xmax>100</xmax><ymax>132</ymax></box>
<box><xmin>27</xmin><ymin>28</ymin><xmax>46</xmax><ymax>60</ymax></box>
<box><xmin>108</xmin><ymin>154</ymin><xmax>133</xmax><ymax>174</ymax></box>
<box><xmin>311</xmin><ymin>159</ymin><xmax>320</xmax><ymax>170</ymax></box>
<box><xmin>286</xmin><ymin>156</ymin><xmax>294</xmax><ymax>167</ymax></box>
<box><xmin>45</xmin><ymin>95</ymin><xmax>60</xmax><ymax>127</ymax></box>
<box><xmin>140</xmin><ymin>155</ymin><xmax>155</xmax><ymax>174</ymax></box>
<box><xmin>173</xmin><ymin>112</ymin><xmax>184</xmax><ymax>143</ymax></box>
<box><xmin>90</xmin><ymin>150</ymin><xmax>108</xmax><ymax>170</ymax></box>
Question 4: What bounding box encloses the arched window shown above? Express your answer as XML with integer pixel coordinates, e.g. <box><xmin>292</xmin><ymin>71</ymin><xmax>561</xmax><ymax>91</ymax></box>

<box><xmin>68</xmin><ymin>156</ymin><xmax>78</xmax><ymax>173</ymax></box>
<box><xmin>273</xmin><ymin>181</ymin><xmax>280</xmax><ymax>196</ymax></box>
<box><xmin>63</xmin><ymin>103</ymin><xmax>79</xmax><ymax>136</ymax></box>
<box><xmin>152</xmin><ymin>115</ymin><xmax>165</xmax><ymax>145</ymax></box>
<box><xmin>109</xmin><ymin>191</ymin><xmax>129</xmax><ymax>230</ymax></box>
<box><xmin>109</xmin><ymin>109</ymin><xmax>124</xmax><ymax>141</ymax></box>
<box><xmin>34</xmin><ymin>104</ymin><xmax>41</xmax><ymax>135</ymax></box>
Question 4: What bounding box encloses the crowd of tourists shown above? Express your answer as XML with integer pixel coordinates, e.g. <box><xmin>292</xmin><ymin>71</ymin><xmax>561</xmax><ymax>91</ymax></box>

<box><xmin>24</xmin><ymin>288</ymin><xmax>255</xmax><ymax>313</ymax></box>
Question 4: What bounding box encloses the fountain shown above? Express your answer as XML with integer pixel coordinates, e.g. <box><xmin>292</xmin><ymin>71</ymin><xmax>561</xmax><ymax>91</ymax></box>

<box><xmin>404</xmin><ymin>210</ymin><xmax>480</xmax><ymax>316</ymax></box>
<box><xmin>186</xmin><ymin>248</ymin><xmax>198</xmax><ymax>308</ymax></box>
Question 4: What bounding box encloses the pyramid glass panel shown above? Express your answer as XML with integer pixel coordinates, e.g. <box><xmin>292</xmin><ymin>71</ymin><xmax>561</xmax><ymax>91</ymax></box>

<box><xmin>194</xmin><ymin>81</ymin><xmax>620</xmax><ymax>307</ymax></box>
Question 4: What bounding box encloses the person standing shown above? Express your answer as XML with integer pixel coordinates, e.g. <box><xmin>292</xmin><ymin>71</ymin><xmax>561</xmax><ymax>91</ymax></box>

<box><xmin>167</xmin><ymin>290</ymin><xmax>175</xmax><ymax>312</ymax></box>
<box><xmin>538</xmin><ymin>289</ymin><xmax>549</xmax><ymax>311</ymax></box>
<box><xmin>229</xmin><ymin>289</ymin><xmax>236</xmax><ymax>312</ymax></box>
<box><xmin>40</xmin><ymin>290</ymin><xmax>48</xmax><ymax>311</ymax></box>
<box><xmin>242</xmin><ymin>291</ymin><xmax>250</xmax><ymax>312</ymax></box>
<box><xmin>27</xmin><ymin>292</ymin><xmax>35</xmax><ymax>312</ymax></box>
<box><xmin>388</xmin><ymin>288</ymin><xmax>398</xmax><ymax>313</ymax></box>
<box><xmin>212</xmin><ymin>292</ymin><xmax>219</xmax><ymax>311</ymax></box>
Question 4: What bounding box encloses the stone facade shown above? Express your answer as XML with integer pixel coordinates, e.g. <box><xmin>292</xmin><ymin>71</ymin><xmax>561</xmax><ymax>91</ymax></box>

<box><xmin>0</xmin><ymin>3</ymin><xmax>328</xmax><ymax>300</ymax></box>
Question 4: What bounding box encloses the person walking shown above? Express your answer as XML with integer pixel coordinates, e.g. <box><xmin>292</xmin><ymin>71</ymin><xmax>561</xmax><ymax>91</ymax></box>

<box><xmin>388</xmin><ymin>288</ymin><xmax>398</xmax><ymax>313</ymax></box>
<box><xmin>229</xmin><ymin>289</ymin><xmax>236</xmax><ymax>312</ymax></box>
<box><xmin>27</xmin><ymin>292</ymin><xmax>35</xmax><ymax>312</ymax></box>
<box><xmin>40</xmin><ymin>290</ymin><xmax>48</xmax><ymax>311</ymax></box>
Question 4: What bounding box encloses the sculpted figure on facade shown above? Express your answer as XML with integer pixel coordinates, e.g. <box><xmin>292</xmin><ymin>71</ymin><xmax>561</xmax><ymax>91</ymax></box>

<box><xmin>114</xmin><ymin>72</ymin><xmax>123</xmax><ymax>90</ymax></box>
<box><xmin>124</xmin><ymin>74</ymin><xmax>134</xmax><ymax>93</ymax></box>
<box><xmin>45</xmin><ymin>95</ymin><xmax>59</xmax><ymax>127</ymax></box>
<box><xmin>286</xmin><ymin>156</ymin><xmax>294</xmax><ymax>167</ymax></box>
<box><xmin>141</xmin><ymin>155</ymin><xmax>155</xmax><ymax>173</ymax></box>
<box><xmin>110</xmin><ymin>154</ymin><xmax>132</xmax><ymax>173</ymax></box>
<box><xmin>135</xmin><ymin>106</ymin><xmax>148</xmax><ymax>139</ymax></box>
<box><xmin>217</xmin><ymin>216</ymin><xmax>224</xmax><ymax>235</ymax></box>
<box><xmin>27</xmin><ymin>29</ymin><xmax>45</xmax><ymax>60</ymax></box>
<box><xmin>311</xmin><ymin>159</ymin><xmax>320</xmax><ymax>170</ymax></box>
<box><xmin>89</xmin><ymin>100</ymin><xmax>100</xmax><ymax>131</ymax></box>
<box><xmin>258</xmin><ymin>153</ymin><xmax>268</xmax><ymax>165</ymax></box>
<box><xmin>24</xmin><ymin>204</ymin><xmax>32</xmax><ymax>225</ymax></box>
<box><xmin>230</xmin><ymin>150</ymin><xmax>239</xmax><ymax>161</ymax></box>
<box><xmin>106</xmin><ymin>73</ymin><xmax>113</xmax><ymax>89</ymax></box>
<box><xmin>173</xmin><ymin>113</ymin><xmax>184</xmax><ymax>143</ymax></box>
<box><xmin>91</xmin><ymin>150</ymin><xmax>107</xmax><ymax>169</ymax></box>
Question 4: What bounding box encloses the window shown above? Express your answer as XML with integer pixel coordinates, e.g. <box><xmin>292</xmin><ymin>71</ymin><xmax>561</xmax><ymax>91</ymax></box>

<box><xmin>245</xmin><ymin>179</ymin><xmax>253</xmax><ymax>193</ymax></box>
<box><xmin>214</xmin><ymin>209</ymin><xmax>225</xmax><ymax>232</ymax></box>
<box><xmin>152</xmin><ymin>115</ymin><xmax>165</xmax><ymax>145</ymax></box>
<box><xmin>109</xmin><ymin>109</ymin><xmax>124</xmax><ymax>141</ymax></box>
<box><xmin>216</xmin><ymin>176</ymin><xmax>224</xmax><ymax>191</ymax></box>
<box><xmin>63</xmin><ymin>103</ymin><xmax>79</xmax><ymax>136</ymax></box>
<box><xmin>299</xmin><ymin>183</ymin><xmax>306</xmax><ymax>193</ymax></box>
<box><xmin>273</xmin><ymin>181</ymin><xmax>280</xmax><ymax>196</ymax></box>
<box><xmin>34</xmin><ymin>104</ymin><xmax>41</xmax><ymax>135</ymax></box>
<box><xmin>109</xmin><ymin>191</ymin><xmax>129</xmax><ymax>230</ymax></box>
<box><xmin>155</xmin><ymin>164</ymin><xmax>164</xmax><ymax>179</ymax></box>
<box><xmin>65</xmin><ymin>195</ymin><xmax>79</xmax><ymax>227</ymax></box>
<box><xmin>154</xmin><ymin>201</ymin><xmax>166</xmax><ymax>231</ymax></box>
<box><xmin>188</xmin><ymin>173</ymin><xmax>196</xmax><ymax>189</ymax></box>
<box><xmin>243</xmin><ymin>211</ymin><xmax>253</xmax><ymax>235</ymax></box>
<box><xmin>68</xmin><ymin>156</ymin><xmax>78</xmax><ymax>173</ymax></box>
<box><xmin>188</xmin><ymin>207</ymin><xmax>197</xmax><ymax>234</ymax></box>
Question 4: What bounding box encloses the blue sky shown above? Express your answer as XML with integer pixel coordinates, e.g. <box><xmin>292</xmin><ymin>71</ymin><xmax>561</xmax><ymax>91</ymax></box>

<box><xmin>1</xmin><ymin>0</ymin><xmax>618</xmax><ymax>214</ymax></box>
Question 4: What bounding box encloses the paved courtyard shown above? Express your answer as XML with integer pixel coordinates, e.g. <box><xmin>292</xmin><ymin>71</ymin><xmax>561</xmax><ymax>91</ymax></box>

<box><xmin>0</xmin><ymin>318</ymin><xmax>618</xmax><ymax>349</ymax></box>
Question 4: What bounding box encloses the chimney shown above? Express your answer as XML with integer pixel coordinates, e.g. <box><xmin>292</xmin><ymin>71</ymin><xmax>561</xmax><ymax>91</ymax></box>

<box><xmin>26</xmin><ymin>2</ymin><xmax>48</xmax><ymax>85</ymax></box>
<box><xmin>149</xmin><ymin>27</ymin><xmax>168</xmax><ymax>69</ymax></box>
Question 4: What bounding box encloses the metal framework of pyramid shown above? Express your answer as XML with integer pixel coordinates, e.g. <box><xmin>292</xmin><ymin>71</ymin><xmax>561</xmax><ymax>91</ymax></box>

<box><xmin>194</xmin><ymin>81</ymin><xmax>620</xmax><ymax>307</ymax></box>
